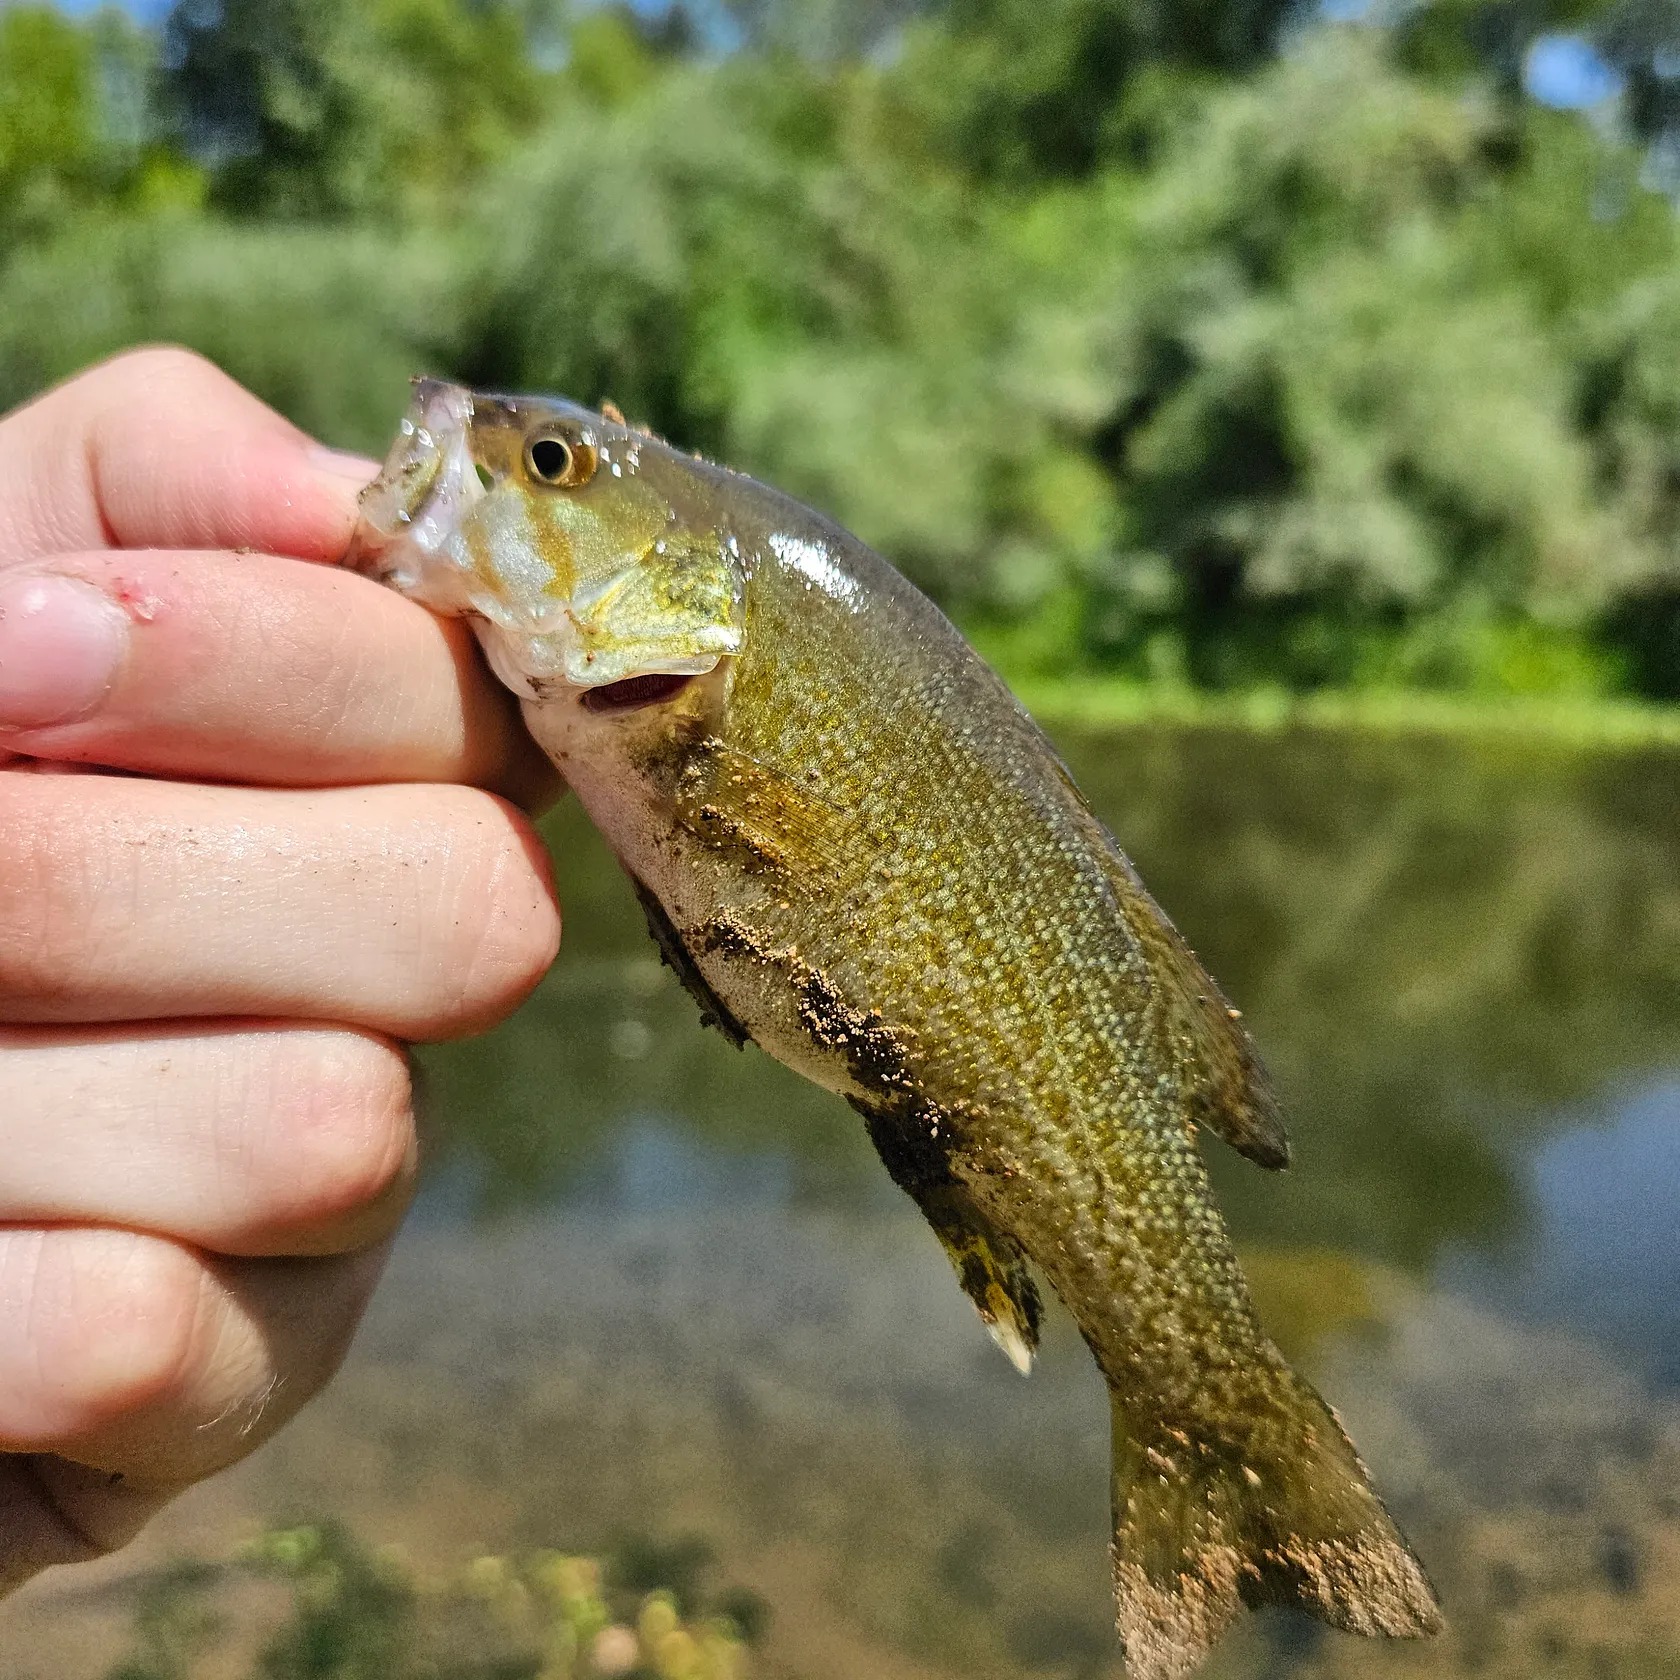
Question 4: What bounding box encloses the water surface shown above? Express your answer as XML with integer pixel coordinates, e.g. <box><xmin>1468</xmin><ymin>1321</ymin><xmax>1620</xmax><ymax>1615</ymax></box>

<box><xmin>7</xmin><ymin>726</ymin><xmax>1679</xmax><ymax>1680</ymax></box>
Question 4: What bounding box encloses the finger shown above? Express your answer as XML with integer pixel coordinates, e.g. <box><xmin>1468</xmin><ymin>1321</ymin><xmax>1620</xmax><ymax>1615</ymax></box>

<box><xmin>0</xmin><ymin>551</ymin><xmax>559</xmax><ymax>808</ymax></box>
<box><xmin>0</xmin><ymin>773</ymin><xmax>560</xmax><ymax>1039</ymax></box>
<box><xmin>0</xmin><ymin>1455</ymin><xmax>179</xmax><ymax>1593</ymax></box>
<box><xmin>0</xmin><ymin>347</ymin><xmax>377</xmax><ymax>565</ymax></box>
<box><xmin>0</xmin><ymin>1023</ymin><xmax>416</xmax><ymax>1258</ymax></box>
<box><xmin>0</xmin><ymin>1227</ymin><xmax>389</xmax><ymax>1485</ymax></box>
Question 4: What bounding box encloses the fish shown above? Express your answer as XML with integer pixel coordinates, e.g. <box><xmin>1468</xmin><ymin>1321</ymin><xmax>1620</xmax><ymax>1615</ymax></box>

<box><xmin>348</xmin><ymin>378</ymin><xmax>1442</xmax><ymax>1680</ymax></box>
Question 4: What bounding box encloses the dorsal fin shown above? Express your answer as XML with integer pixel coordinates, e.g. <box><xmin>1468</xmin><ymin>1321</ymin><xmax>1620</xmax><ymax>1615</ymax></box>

<box><xmin>1111</xmin><ymin>863</ymin><xmax>1289</xmax><ymax>1171</ymax></box>
<box><xmin>1043</xmin><ymin>756</ymin><xmax>1286</xmax><ymax>1169</ymax></box>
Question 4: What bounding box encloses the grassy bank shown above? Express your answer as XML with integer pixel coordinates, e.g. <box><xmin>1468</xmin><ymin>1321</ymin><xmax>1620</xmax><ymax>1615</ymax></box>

<box><xmin>1008</xmin><ymin>678</ymin><xmax>1680</xmax><ymax>753</ymax></box>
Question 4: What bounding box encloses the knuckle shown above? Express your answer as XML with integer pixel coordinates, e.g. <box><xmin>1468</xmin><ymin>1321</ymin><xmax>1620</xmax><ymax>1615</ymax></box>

<box><xmin>429</xmin><ymin>794</ymin><xmax>560</xmax><ymax>1037</ymax></box>
<box><xmin>8</xmin><ymin>1231</ymin><xmax>203</xmax><ymax>1442</ymax></box>
<box><xmin>99</xmin><ymin>344</ymin><xmax>226</xmax><ymax>400</ymax></box>
<box><xmin>272</xmin><ymin>1033</ymin><xmax>416</xmax><ymax>1234</ymax></box>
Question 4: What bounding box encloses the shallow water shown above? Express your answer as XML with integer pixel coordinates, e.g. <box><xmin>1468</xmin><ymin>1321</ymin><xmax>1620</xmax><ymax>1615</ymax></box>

<box><xmin>6</xmin><ymin>726</ymin><xmax>1680</xmax><ymax>1680</ymax></box>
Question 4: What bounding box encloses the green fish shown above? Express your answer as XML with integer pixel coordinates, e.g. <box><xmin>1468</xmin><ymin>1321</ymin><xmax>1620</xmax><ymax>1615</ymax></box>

<box><xmin>350</xmin><ymin>380</ymin><xmax>1442</xmax><ymax>1680</ymax></box>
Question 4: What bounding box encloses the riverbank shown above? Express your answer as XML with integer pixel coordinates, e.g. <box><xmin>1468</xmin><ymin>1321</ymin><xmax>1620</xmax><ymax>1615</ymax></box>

<box><xmin>1008</xmin><ymin>679</ymin><xmax>1680</xmax><ymax>752</ymax></box>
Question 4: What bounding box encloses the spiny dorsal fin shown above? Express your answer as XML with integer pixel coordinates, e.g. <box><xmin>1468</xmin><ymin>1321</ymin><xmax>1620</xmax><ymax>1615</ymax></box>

<box><xmin>1111</xmin><ymin>863</ymin><xmax>1288</xmax><ymax>1171</ymax></box>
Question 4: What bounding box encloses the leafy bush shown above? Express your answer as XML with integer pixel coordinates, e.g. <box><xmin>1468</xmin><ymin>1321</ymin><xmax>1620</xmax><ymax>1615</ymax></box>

<box><xmin>2</xmin><ymin>1</ymin><xmax>1678</xmax><ymax>701</ymax></box>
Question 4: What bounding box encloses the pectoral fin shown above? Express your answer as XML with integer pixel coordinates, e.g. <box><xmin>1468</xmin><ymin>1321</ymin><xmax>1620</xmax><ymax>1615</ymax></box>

<box><xmin>675</xmin><ymin>743</ymin><xmax>852</xmax><ymax>890</ymax></box>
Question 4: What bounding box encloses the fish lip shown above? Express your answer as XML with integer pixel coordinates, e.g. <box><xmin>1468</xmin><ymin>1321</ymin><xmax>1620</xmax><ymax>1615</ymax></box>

<box><xmin>409</xmin><ymin>374</ymin><xmax>464</xmax><ymax>411</ymax></box>
<box><xmin>346</xmin><ymin>383</ymin><xmax>618</xmax><ymax>581</ymax></box>
<box><xmin>347</xmin><ymin>378</ymin><xmax>479</xmax><ymax>581</ymax></box>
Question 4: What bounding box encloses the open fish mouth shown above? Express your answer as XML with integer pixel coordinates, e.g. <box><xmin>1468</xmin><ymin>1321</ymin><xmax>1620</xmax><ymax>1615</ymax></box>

<box><xmin>344</xmin><ymin>377</ymin><xmax>577</xmax><ymax>683</ymax></box>
<box><xmin>345</xmin><ymin>379</ymin><xmax>486</xmax><ymax>607</ymax></box>
<box><xmin>578</xmin><ymin>671</ymin><xmax>699</xmax><ymax>713</ymax></box>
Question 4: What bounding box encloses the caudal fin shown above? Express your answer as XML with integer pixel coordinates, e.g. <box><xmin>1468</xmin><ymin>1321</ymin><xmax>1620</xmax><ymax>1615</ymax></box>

<box><xmin>1109</xmin><ymin>1380</ymin><xmax>1441</xmax><ymax>1680</ymax></box>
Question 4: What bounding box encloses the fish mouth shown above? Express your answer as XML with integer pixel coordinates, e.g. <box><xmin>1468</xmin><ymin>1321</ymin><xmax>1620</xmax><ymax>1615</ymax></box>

<box><xmin>345</xmin><ymin>379</ymin><xmax>482</xmax><ymax>588</ymax></box>
<box><xmin>580</xmin><ymin>672</ymin><xmax>697</xmax><ymax>713</ymax></box>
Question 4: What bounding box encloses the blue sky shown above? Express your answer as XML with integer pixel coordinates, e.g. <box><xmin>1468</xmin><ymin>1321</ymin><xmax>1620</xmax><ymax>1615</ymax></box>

<box><xmin>52</xmin><ymin>0</ymin><xmax>671</xmax><ymax>14</ymax></box>
<box><xmin>57</xmin><ymin>0</ymin><xmax>172</xmax><ymax>17</ymax></box>
<box><xmin>1524</xmin><ymin>33</ymin><xmax>1625</xmax><ymax>109</ymax></box>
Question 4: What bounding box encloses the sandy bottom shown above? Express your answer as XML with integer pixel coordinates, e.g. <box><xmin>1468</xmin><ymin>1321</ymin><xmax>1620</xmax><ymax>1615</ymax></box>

<box><xmin>2</xmin><ymin>1200</ymin><xmax>1675</xmax><ymax>1680</ymax></box>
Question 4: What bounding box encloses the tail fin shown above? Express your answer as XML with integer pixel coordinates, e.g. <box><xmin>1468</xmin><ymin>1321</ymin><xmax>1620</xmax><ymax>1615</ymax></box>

<box><xmin>1109</xmin><ymin>1379</ymin><xmax>1440</xmax><ymax>1680</ymax></box>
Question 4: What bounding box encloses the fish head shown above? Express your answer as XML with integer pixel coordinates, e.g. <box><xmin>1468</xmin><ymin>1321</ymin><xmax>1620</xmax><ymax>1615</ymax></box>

<box><xmin>349</xmin><ymin>379</ymin><xmax>745</xmax><ymax>704</ymax></box>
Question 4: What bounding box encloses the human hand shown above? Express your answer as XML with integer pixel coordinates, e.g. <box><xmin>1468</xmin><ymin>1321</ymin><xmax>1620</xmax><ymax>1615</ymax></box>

<box><xmin>0</xmin><ymin>349</ymin><xmax>562</xmax><ymax>1589</ymax></box>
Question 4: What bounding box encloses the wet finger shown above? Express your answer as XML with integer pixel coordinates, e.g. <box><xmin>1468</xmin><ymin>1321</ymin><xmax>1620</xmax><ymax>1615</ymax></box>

<box><xmin>0</xmin><ymin>772</ymin><xmax>560</xmax><ymax>1040</ymax></box>
<box><xmin>0</xmin><ymin>1023</ymin><xmax>417</xmax><ymax>1259</ymax></box>
<box><xmin>0</xmin><ymin>551</ymin><xmax>558</xmax><ymax>807</ymax></box>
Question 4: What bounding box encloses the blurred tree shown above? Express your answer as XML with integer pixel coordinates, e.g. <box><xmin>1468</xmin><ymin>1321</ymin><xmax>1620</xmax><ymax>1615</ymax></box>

<box><xmin>158</xmin><ymin>0</ymin><xmax>552</xmax><ymax>216</ymax></box>
<box><xmin>0</xmin><ymin>214</ymin><xmax>458</xmax><ymax>451</ymax></box>
<box><xmin>1395</xmin><ymin>0</ymin><xmax>1607</xmax><ymax>88</ymax></box>
<box><xmin>0</xmin><ymin>5</ymin><xmax>103</xmax><ymax>232</ymax></box>
<box><xmin>1058</xmin><ymin>33</ymin><xmax>1666</xmax><ymax>689</ymax></box>
<box><xmin>461</xmin><ymin>48</ymin><xmax>1132</xmax><ymax>611</ymax></box>
<box><xmin>1</xmin><ymin>0</ymin><xmax>1676</xmax><ymax>700</ymax></box>
<box><xmin>899</xmin><ymin>0</ymin><xmax>1296</xmax><ymax>182</ymax></box>
<box><xmin>712</xmin><ymin>0</ymin><xmax>927</xmax><ymax>58</ymax></box>
<box><xmin>1396</xmin><ymin>0</ymin><xmax>1680</xmax><ymax>183</ymax></box>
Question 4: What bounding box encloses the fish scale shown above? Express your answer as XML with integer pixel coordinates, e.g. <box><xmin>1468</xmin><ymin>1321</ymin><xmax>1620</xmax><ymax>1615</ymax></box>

<box><xmin>350</xmin><ymin>379</ymin><xmax>1444</xmax><ymax>1680</ymax></box>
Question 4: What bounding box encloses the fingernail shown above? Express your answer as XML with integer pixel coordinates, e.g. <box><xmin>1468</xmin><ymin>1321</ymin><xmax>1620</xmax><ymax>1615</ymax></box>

<box><xmin>307</xmin><ymin>445</ymin><xmax>381</xmax><ymax>488</ymax></box>
<box><xmin>0</xmin><ymin>573</ymin><xmax>130</xmax><ymax>730</ymax></box>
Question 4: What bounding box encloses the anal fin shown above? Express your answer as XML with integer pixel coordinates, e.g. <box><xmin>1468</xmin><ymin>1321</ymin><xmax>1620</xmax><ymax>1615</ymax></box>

<box><xmin>909</xmin><ymin>1176</ymin><xmax>1042</xmax><ymax>1375</ymax></box>
<box><xmin>848</xmin><ymin>1096</ymin><xmax>1043</xmax><ymax>1375</ymax></box>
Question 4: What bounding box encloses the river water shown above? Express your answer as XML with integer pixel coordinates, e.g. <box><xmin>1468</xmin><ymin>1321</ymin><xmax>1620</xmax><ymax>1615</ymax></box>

<box><xmin>5</xmin><ymin>726</ymin><xmax>1679</xmax><ymax>1680</ymax></box>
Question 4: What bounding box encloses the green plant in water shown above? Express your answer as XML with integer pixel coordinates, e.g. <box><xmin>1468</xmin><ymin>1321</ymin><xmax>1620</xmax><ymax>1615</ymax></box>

<box><xmin>104</xmin><ymin>1522</ymin><xmax>754</xmax><ymax>1680</ymax></box>
<box><xmin>106</xmin><ymin>1561</ymin><xmax>225</xmax><ymax>1680</ymax></box>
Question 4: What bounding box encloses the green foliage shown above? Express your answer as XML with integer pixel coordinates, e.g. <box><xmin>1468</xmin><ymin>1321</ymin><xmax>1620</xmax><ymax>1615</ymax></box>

<box><xmin>1089</xmin><ymin>39</ymin><xmax>1617</xmax><ymax>684</ymax></box>
<box><xmin>0</xmin><ymin>6</ymin><xmax>97</xmax><ymax>221</ymax></box>
<box><xmin>107</xmin><ymin>1561</ymin><xmax>225</xmax><ymax>1680</ymax></box>
<box><xmin>903</xmin><ymin>0</ymin><xmax>1293</xmax><ymax>182</ymax></box>
<box><xmin>457</xmin><ymin>54</ymin><xmax>1114</xmax><ymax>607</ymax></box>
<box><xmin>716</xmin><ymin>0</ymin><xmax>925</xmax><ymax>59</ymax></box>
<box><xmin>104</xmin><ymin>1522</ymin><xmax>755</xmax><ymax>1680</ymax></box>
<box><xmin>0</xmin><ymin>213</ymin><xmax>456</xmax><ymax>450</ymax></box>
<box><xmin>159</xmin><ymin>0</ymin><xmax>552</xmax><ymax>217</ymax></box>
<box><xmin>3</xmin><ymin>1</ymin><xmax>1680</xmax><ymax>703</ymax></box>
<box><xmin>0</xmin><ymin>4</ymin><xmax>164</xmax><ymax>235</ymax></box>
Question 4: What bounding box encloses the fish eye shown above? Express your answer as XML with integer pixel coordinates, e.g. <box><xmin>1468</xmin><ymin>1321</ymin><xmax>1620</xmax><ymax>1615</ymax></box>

<box><xmin>524</xmin><ymin>430</ymin><xmax>596</xmax><ymax>489</ymax></box>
